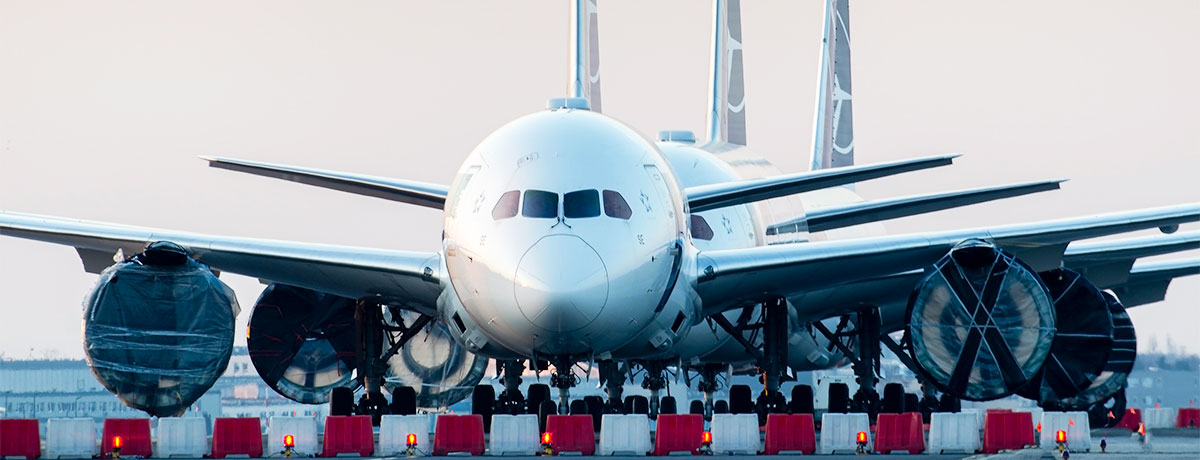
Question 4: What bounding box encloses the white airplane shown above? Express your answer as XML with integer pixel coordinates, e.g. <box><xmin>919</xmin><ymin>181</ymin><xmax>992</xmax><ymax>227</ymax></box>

<box><xmin>0</xmin><ymin>0</ymin><xmax>1196</xmax><ymax>424</ymax></box>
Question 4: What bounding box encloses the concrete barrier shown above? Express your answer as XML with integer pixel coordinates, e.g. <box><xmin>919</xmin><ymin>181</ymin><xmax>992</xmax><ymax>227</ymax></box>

<box><xmin>1039</xmin><ymin>411</ymin><xmax>1091</xmax><ymax>452</ymax></box>
<box><xmin>709</xmin><ymin>413</ymin><xmax>759</xmax><ymax>454</ymax></box>
<box><xmin>819</xmin><ymin>413</ymin><xmax>871</xmax><ymax>454</ymax></box>
<box><xmin>44</xmin><ymin>418</ymin><xmax>97</xmax><ymax>459</ymax></box>
<box><xmin>488</xmin><ymin>414</ymin><xmax>540</xmax><ymax>456</ymax></box>
<box><xmin>928</xmin><ymin>412</ymin><xmax>980</xmax><ymax>454</ymax></box>
<box><xmin>1144</xmin><ymin>407</ymin><xmax>1178</xmax><ymax>429</ymax></box>
<box><xmin>598</xmin><ymin>414</ymin><xmax>652</xmax><ymax>456</ymax></box>
<box><xmin>379</xmin><ymin>414</ymin><xmax>431</xmax><ymax>456</ymax></box>
<box><xmin>156</xmin><ymin>417</ymin><xmax>208</xmax><ymax>458</ymax></box>
<box><xmin>267</xmin><ymin>416</ymin><xmax>319</xmax><ymax>457</ymax></box>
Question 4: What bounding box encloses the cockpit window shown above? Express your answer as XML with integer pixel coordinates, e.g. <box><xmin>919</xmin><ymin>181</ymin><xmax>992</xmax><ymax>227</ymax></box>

<box><xmin>564</xmin><ymin>190</ymin><xmax>600</xmax><ymax>218</ymax></box>
<box><xmin>492</xmin><ymin>190</ymin><xmax>520</xmax><ymax>220</ymax></box>
<box><xmin>603</xmin><ymin>190</ymin><xmax>632</xmax><ymax>220</ymax></box>
<box><xmin>522</xmin><ymin>190</ymin><xmax>558</xmax><ymax>218</ymax></box>
<box><xmin>690</xmin><ymin>215</ymin><xmax>714</xmax><ymax>241</ymax></box>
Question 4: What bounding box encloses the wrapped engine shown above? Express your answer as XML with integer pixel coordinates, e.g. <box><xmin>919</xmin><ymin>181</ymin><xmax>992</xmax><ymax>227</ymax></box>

<box><xmin>906</xmin><ymin>240</ymin><xmax>1056</xmax><ymax>401</ymax></box>
<box><xmin>83</xmin><ymin>241</ymin><xmax>239</xmax><ymax>417</ymax></box>
<box><xmin>1017</xmin><ymin>268</ymin><xmax>1114</xmax><ymax>404</ymax></box>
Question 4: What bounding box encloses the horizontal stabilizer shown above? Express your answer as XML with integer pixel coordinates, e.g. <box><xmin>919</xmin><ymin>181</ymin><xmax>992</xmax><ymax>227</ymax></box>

<box><xmin>767</xmin><ymin>179</ymin><xmax>1065</xmax><ymax>235</ymax></box>
<box><xmin>685</xmin><ymin>154</ymin><xmax>958</xmax><ymax>213</ymax></box>
<box><xmin>1112</xmin><ymin>257</ymin><xmax>1200</xmax><ymax>307</ymax></box>
<box><xmin>1063</xmin><ymin>231</ymin><xmax>1200</xmax><ymax>286</ymax></box>
<box><xmin>202</xmin><ymin>156</ymin><xmax>448</xmax><ymax>209</ymax></box>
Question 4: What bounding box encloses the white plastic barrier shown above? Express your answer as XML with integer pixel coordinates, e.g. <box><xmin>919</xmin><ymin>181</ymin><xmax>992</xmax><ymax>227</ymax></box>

<box><xmin>156</xmin><ymin>417</ymin><xmax>208</xmax><ymax>457</ymax></box>
<box><xmin>266</xmin><ymin>416</ymin><xmax>319</xmax><ymax>457</ymax></box>
<box><xmin>489</xmin><ymin>414</ymin><xmax>540</xmax><ymax>456</ymax></box>
<box><xmin>45</xmin><ymin>418</ymin><xmax>98</xmax><ymax>459</ymax></box>
<box><xmin>709</xmin><ymin>413</ymin><xmax>760</xmax><ymax>454</ymax></box>
<box><xmin>959</xmin><ymin>408</ymin><xmax>985</xmax><ymax>431</ymax></box>
<box><xmin>1144</xmin><ymin>407</ymin><xmax>1177</xmax><ymax>429</ymax></box>
<box><xmin>379</xmin><ymin>414</ymin><xmax>431</xmax><ymax>456</ymax></box>
<box><xmin>927</xmin><ymin>412</ymin><xmax>980</xmax><ymax>454</ymax></box>
<box><xmin>598</xmin><ymin>414</ymin><xmax>652</xmax><ymax>456</ymax></box>
<box><xmin>1018</xmin><ymin>408</ymin><xmax>1044</xmax><ymax>428</ymax></box>
<box><xmin>820</xmin><ymin>413</ymin><xmax>871</xmax><ymax>454</ymax></box>
<box><xmin>1039</xmin><ymin>411</ymin><xmax>1092</xmax><ymax>452</ymax></box>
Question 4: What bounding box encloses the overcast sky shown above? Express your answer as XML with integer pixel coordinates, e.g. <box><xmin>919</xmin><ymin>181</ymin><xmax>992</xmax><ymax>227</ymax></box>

<box><xmin>0</xmin><ymin>0</ymin><xmax>1196</xmax><ymax>360</ymax></box>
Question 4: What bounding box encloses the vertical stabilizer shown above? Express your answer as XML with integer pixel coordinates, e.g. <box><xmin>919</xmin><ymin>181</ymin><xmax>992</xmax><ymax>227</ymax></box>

<box><xmin>569</xmin><ymin>0</ymin><xmax>602</xmax><ymax>113</ymax></box>
<box><xmin>810</xmin><ymin>0</ymin><xmax>855</xmax><ymax>170</ymax></box>
<box><xmin>705</xmin><ymin>0</ymin><xmax>746</xmax><ymax>146</ymax></box>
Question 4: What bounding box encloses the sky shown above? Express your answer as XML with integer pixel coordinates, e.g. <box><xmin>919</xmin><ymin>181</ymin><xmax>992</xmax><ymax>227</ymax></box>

<box><xmin>0</xmin><ymin>0</ymin><xmax>1196</xmax><ymax>360</ymax></box>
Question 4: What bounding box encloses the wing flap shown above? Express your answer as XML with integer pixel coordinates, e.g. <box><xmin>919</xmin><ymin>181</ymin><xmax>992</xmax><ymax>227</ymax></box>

<box><xmin>203</xmin><ymin>156</ymin><xmax>448</xmax><ymax>209</ymax></box>
<box><xmin>685</xmin><ymin>154</ymin><xmax>958</xmax><ymax>213</ymax></box>
<box><xmin>768</xmin><ymin>179</ymin><xmax>1064</xmax><ymax>235</ymax></box>
<box><xmin>0</xmin><ymin>210</ymin><xmax>442</xmax><ymax>313</ymax></box>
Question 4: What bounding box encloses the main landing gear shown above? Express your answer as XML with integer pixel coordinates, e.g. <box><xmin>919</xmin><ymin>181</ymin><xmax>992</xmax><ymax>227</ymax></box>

<box><xmin>711</xmin><ymin>296</ymin><xmax>793</xmax><ymax>423</ymax></box>
<box><xmin>813</xmin><ymin>306</ymin><xmax>883</xmax><ymax>420</ymax></box>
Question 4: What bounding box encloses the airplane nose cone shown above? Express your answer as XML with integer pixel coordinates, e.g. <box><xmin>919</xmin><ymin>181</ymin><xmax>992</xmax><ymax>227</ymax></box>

<box><xmin>514</xmin><ymin>235</ymin><xmax>609</xmax><ymax>333</ymax></box>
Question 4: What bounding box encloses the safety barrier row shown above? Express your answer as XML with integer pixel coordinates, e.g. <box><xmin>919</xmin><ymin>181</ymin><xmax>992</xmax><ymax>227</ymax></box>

<box><xmin>3</xmin><ymin>407</ymin><xmax>1198</xmax><ymax>458</ymax></box>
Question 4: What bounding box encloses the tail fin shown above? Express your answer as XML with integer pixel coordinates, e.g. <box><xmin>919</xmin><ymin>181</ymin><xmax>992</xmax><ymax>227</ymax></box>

<box><xmin>810</xmin><ymin>0</ymin><xmax>855</xmax><ymax>170</ymax></box>
<box><xmin>705</xmin><ymin>0</ymin><xmax>747</xmax><ymax>146</ymax></box>
<box><xmin>569</xmin><ymin>0</ymin><xmax>602</xmax><ymax>113</ymax></box>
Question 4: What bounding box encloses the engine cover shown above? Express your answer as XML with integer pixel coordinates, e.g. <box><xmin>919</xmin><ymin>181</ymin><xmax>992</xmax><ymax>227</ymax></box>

<box><xmin>1047</xmin><ymin>291</ymin><xmax>1135</xmax><ymax>410</ymax></box>
<box><xmin>382</xmin><ymin>310</ymin><xmax>488</xmax><ymax>410</ymax></box>
<box><xmin>906</xmin><ymin>240</ymin><xmax>1056</xmax><ymax>401</ymax></box>
<box><xmin>83</xmin><ymin>241</ymin><xmax>239</xmax><ymax>417</ymax></box>
<box><xmin>247</xmin><ymin>284</ymin><xmax>357</xmax><ymax>404</ymax></box>
<box><xmin>1017</xmin><ymin>268</ymin><xmax>1114</xmax><ymax>404</ymax></box>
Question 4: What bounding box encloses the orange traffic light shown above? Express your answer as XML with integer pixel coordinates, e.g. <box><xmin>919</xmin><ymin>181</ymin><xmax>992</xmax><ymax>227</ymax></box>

<box><xmin>283</xmin><ymin>434</ymin><xmax>295</xmax><ymax>448</ymax></box>
<box><xmin>1055</xmin><ymin>430</ymin><xmax>1066</xmax><ymax>443</ymax></box>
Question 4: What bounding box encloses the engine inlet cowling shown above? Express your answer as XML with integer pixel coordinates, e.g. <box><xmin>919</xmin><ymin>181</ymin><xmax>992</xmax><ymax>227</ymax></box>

<box><xmin>905</xmin><ymin>240</ymin><xmax>1056</xmax><ymax>401</ymax></box>
<box><xmin>83</xmin><ymin>241</ymin><xmax>239</xmax><ymax>417</ymax></box>
<box><xmin>1017</xmin><ymin>268</ymin><xmax>1114</xmax><ymax>404</ymax></box>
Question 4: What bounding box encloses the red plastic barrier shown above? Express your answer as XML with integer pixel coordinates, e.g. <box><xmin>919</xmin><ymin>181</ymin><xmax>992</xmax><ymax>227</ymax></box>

<box><xmin>982</xmin><ymin>411</ymin><xmax>1034</xmax><ymax>454</ymax></box>
<box><xmin>433</xmin><ymin>415</ymin><xmax>485</xmax><ymax>456</ymax></box>
<box><xmin>0</xmin><ymin>419</ymin><xmax>41</xmax><ymax>459</ymax></box>
<box><xmin>761</xmin><ymin>413</ymin><xmax>815</xmax><ymax>455</ymax></box>
<box><xmin>211</xmin><ymin>417</ymin><xmax>264</xmax><ymax>458</ymax></box>
<box><xmin>321</xmin><ymin>416</ymin><xmax>374</xmax><ymax>457</ymax></box>
<box><xmin>874</xmin><ymin>412</ymin><xmax>925</xmax><ymax>454</ymax></box>
<box><xmin>101</xmin><ymin>418</ymin><xmax>152</xmax><ymax>458</ymax></box>
<box><xmin>1178</xmin><ymin>408</ymin><xmax>1200</xmax><ymax>428</ymax></box>
<box><xmin>545</xmin><ymin>415</ymin><xmax>596</xmax><ymax>455</ymax></box>
<box><xmin>653</xmin><ymin>414</ymin><xmax>704</xmax><ymax>456</ymax></box>
<box><xmin>1114</xmin><ymin>408</ymin><xmax>1142</xmax><ymax>431</ymax></box>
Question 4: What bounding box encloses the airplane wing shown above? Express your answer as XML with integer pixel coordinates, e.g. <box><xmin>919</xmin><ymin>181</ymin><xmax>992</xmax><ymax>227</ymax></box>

<box><xmin>203</xmin><ymin>156</ymin><xmax>448</xmax><ymax>209</ymax></box>
<box><xmin>697</xmin><ymin>203</ymin><xmax>1200</xmax><ymax>316</ymax></box>
<box><xmin>1111</xmin><ymin>257</ymin><xmax>1200</xmax><ymax>308</ymax></box>
<box><xmin>1062</xmin><ymin>230</ymin><xmax>1200</xmax><ymax>287</ymax></box>
<box><xmin>0</xmin><ymin>211</ymin><xmax>443</xmax><ymax>314</ymax></box>
<box><xmin>685</xmin><ymin>154</ymin><xmax>957</xmax><ymax>213</ymax></box>
<box><xmin>766</xmin><ymin>179</ymin><xmax>1065</xmax><ymax>235</ymax></box>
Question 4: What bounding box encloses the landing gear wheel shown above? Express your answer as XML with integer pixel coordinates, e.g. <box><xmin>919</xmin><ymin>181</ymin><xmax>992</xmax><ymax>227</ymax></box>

<box><xmin>527</xmin><ymin>384</ymin><xmax>550</xmax><ymax>414</ymax></box>
<box><xmin>585</xmin><ymin>396</ymin><xmax>604</xmax><ymax>432</ymax></box>
<box><xmin>569</xmin><ymin>399</ymin><xmax>588</xmax><ymax>415</ymax></box>
<box><xmin>828</xmin><ymin>383</ymin><xmax>850</xmax><ymax>414</ymax></box>
<box><xmin>330</xmin><ymin>387</ymin><xmax>354</xmax><ymax>416</ymax></box>
<box><xmin>689</xmin><ymin>400</ymin><xmax>704</xmax><ymax>415</ymax></box>
<box><xmin>755</xmin><ymin>392</ymin><xmax>787</xmax><ymax>426</ymax></box>
<box><xmin>537</xmin><ymin>400</ymin><xmax>557</xmax><ymax>433</ymax></box>
<box><xmin>882</xmin><ymin>383</ymin><xmax>904</xmax><ymax>414</ymax></box>
<box><xmin>389</xmin><ymin>386</ymin><xmax>416</xmax><ymax>415</ymax></box>
<box><xmin>729</xmin><ymin>385</ymin><xmax>753</xmax><ymax>414</ymax></box>
<box><xmin>713</xmin><ymin>400</ymin><xmax>729</xmax><ymax>414</ymax></box>
<box><xmin>938</xmin><ymin>393</ymin><xmax>960</xmax><ymax>413</ymax></box>
<box><xmin>631</xmin><ymin>395</ymin><xmax>649</xmax><ymax>415</ymax></box>
<box><xmin>906</xmin><ymin>242</ymin><xmax>1056</xmax><ymax>401</ymax></box>
<box><xmin>472</xmin><ymin>384</ymin><xmax>495</xmax><ymax>433</ymax></box>
<box><xmin>659</xmin><ymin>396</ymin><xmax>677</xmax><ymax>415</ymax></box>
<box><xmin>789</xmin><ymin>385</ymin><xmax>813</xmax><ymax>414</ymax></box>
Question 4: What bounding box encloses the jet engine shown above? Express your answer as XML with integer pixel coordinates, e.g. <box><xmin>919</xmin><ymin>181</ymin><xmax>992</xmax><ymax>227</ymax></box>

<box><xmin>83</xmin><ymin>241</ymin><xmax>239</xmax><ymax>417</ymax></box>
<box><xmin>905</xmin><ymin>240</ymin><xmax>1056</xmax><ymax>401</ymax></box>
<box><xmin>246</xmin><ymin>285</ymin><xmax>487</xmax><ymax>409</ymax></box>
<box><xmin>1044</xmin><ymin>291</ymin><xmax>1137</xmax><ymax>426</ymax></box>
<box><xmin>1016</xmin><ymin>268</ymin><xmax>1114</xmax><ymax>404</ymax></box>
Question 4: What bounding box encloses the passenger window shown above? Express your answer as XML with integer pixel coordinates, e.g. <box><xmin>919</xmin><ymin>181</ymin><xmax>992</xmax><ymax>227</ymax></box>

<box><xmin>603</xmin><ymin>190</ymin><xmax>632</xmax><ymax>220</ymax></box>
<box><xmin>564</xmin><ymin>190</ymin><xmax>600</xmax><ymax>218</ymax></box>
<box><xmin>690</xmin><ymin>215</ymin><xmax>714</xmax><ymax>241</ymax></box>
<box><xmin>492</xmin><ymin>190</ymin><xmax>520</xmax><ymax>220</ymax></box>
<box><xmin>522</xmin><ymin>190</ymin><xmax>558</xmax><ymax>218</ymax></box>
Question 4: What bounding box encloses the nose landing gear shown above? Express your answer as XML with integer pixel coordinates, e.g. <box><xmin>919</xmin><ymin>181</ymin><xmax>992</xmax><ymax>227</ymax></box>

<box><xmin>550</xmin><ymin>357</ymin><xmax>580</xmax><ymax>415</ymax></box>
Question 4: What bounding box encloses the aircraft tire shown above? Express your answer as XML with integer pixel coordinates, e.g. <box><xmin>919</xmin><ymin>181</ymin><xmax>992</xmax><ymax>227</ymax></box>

<box><xmin>882</xmin><ymin>383</ymin><xmax>904</xmax><ymax>414</ymax></box>
<box><xmin>689</xmin><ymin>400</ymin><xmax>704</xmax><ymax>415</ymax></box>
<box><xmin>569</xmin><ymin>399</ymin><xmax>588</xmax><ymax>415</ymax></box>
<box><xmin>472</xmin><ymin>384</ymin><xmax>495</xmax><ymax>432</ymax></box>
<box><xmin>789</xmin><ymin>385</ymin><xmax>814</xmax><ymax>414</ymax></box>
<box><xmin>729</xmin><ymin>385</ymin><xmax>753</xmax><ymax>414</ymax></box>
<box><xmin>713</xmin><ymin>400</ymin><xmax>730</xmax><ymax>414</ymax></box>
<box><xmin>631</xmin><ymin>395</ymin><xmax>649</xmax><ymax>415</ymax></box>
<box><xmin>585</xmin><ymin>396</ymin><xmax>604</xmax><ymax>432</ymax></box>
<box><xmin>390</xmin><ymin>386</ymin><xmax>417</xmax><ymax>416</ymax></box>
<box><xmin>527</xmin><ymin>384</ymin><xmax>550</xmax><ymax>414</ymax></box>
<box><xmin>537</xmin><ymin>399</ymin><xmax>556</xmax><ymax>433</ymax></box>
<box><xmin>330</xmin><ymin>386</ymin><xmax>354</xmax><ymax>416</ymax></box>
<box><xmin>659</xmin><ymin>396</ymin><xmax>677</xmax><ymax>415</ymax></box>
<box><xmin>828</xmin><ymin>383</ymin><xmax>850</xmax><ymax>414</ymax></box>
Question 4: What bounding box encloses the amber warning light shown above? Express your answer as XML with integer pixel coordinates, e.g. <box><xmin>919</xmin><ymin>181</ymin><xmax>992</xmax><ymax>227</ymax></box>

<box><xmin>283</xmin><ymin>435</ymin><xmax>295</xmax><ymax>448</ymax></box>
<box><xmin>407</xmin><ymin>433</ymin><xmax>417</xmax><ymax>447</ymax></box>
<box><xmin>701</xmin><ymin>431</ymin><xmax>712</xmax><ymax>444</ymax></box>
<box><xmin>112</xmin><ymin>436</ymin><xmax>123</xmax><ymax>449</ymax></box>
<box><xmin>1056</xmin><ymin>430</ymin><xmax>1067</xmax><ymax>443</ymax></box>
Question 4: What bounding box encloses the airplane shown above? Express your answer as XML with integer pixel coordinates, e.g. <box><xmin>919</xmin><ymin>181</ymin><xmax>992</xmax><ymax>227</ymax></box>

<box><xmin>0</xmin><ymin>0</ymin><xmax>1196</xmax><ymax>428</ymax></box>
